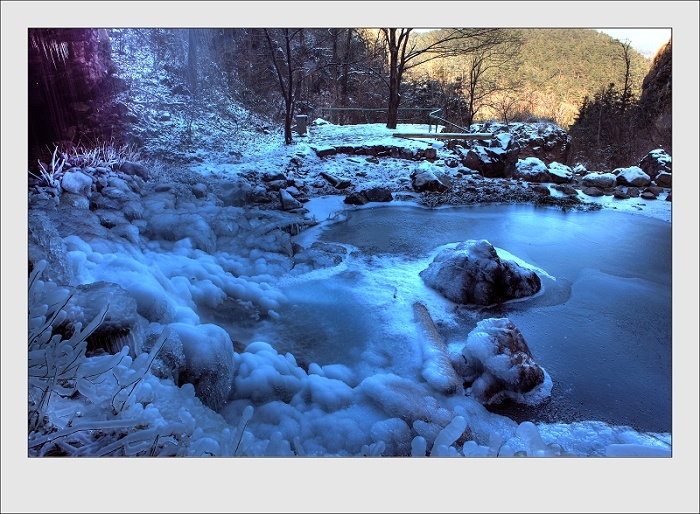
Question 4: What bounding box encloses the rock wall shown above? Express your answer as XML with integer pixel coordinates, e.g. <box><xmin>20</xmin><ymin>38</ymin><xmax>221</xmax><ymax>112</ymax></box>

<box><xmin>28</xmin><ymin>29</ymin><xmax>125</xmax><ymax>161</ymax></box>
<box><xmin>636</xmin><ymin>39</ymin><xmax>672</xmax><ymax>154</ymax></box>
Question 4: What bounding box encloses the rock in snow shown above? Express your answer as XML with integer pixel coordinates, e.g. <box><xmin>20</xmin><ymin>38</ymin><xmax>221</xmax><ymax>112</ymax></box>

<box><xmin>420</xmin><ymin>240</ymin><xmax>541</xmax><ymax>305</ymax></box>
<box><xmin>450</xmin><ymin>317</ymin><xmax>551</xmax><ymax>406</ymax></box>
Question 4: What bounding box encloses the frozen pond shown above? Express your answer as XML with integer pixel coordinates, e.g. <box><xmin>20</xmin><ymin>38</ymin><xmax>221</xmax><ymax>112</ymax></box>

<box><xmin>254</xmin><ymin>202</ymin><xmax>672</xmax><ymax>433</ymax></box>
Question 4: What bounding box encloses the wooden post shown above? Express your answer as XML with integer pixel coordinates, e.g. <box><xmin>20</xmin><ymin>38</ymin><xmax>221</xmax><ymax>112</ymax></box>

<box><xmin>295</xmin><ymin>115</ymin><xmax>308</xmax><ymax>136</ymax></box>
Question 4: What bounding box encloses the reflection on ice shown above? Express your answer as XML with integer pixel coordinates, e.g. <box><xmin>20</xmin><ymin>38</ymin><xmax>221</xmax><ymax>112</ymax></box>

<box><xmin>33</xmin><ymin>181</ymin><xmax>672</xmax><ymax>456</ymax></box>
<box><xmin>254</xmin><ymin>202</ymin><xmax>672</xmax><ymax>433</ymax></box>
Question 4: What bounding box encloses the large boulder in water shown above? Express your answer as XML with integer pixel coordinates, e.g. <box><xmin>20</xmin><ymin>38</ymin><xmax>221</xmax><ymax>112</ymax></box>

<box><xmin>450</xmin><ymin>317</ymin><xmax>550</xmax><ymax>405</ymax></box>
<box><xmin>420</xmin><ymin>240</ymin><xmax>541</xmax><ymax>305</ymax></box>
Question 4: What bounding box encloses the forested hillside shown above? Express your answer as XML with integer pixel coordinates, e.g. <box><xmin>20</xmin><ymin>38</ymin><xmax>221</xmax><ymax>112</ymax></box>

<box><xmin>567</xmin><ymin>39</ymin><xmax>672</xmax><ymax>169</ymax></box>
<box><xmin>403</xmin><ymin>28</ymin><xmax>651</xmax><ymax>129</ymax></box>
<box><xmin>505</xmin><ymin>28</ymin><xmax>650</xmax><ymax>126</ymax></box>
<box><xmin>28</xmin><ymin>27</ymin><xmax>668</xmax><ymax>170</ymax></box>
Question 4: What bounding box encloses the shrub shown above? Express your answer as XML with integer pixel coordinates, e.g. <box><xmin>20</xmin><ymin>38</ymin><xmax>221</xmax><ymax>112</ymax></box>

<box><xmin>27</xmin><ymin>260</ymin><xmax>180</xmax><ymax>456</ymax></box>
<box><xmin>29</xmin><ymin>140</ymin><xmax>142</xmax><ymax>189</ymax></box>
<box><xmin>28</xmin><ymin>146</ymin><xmax>65</xmax><ymax>189</ymax></box>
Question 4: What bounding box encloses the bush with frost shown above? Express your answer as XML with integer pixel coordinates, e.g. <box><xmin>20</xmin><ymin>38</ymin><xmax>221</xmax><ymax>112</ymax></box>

<box><xmin>27</xmin><ymin>260</ymin><xmax>206</xmax><ymax>457</ymax></box>
<box><xmin>29</xmin><ymin>140</ymin><xmax>142</xmax><ymax>190</ymax></box>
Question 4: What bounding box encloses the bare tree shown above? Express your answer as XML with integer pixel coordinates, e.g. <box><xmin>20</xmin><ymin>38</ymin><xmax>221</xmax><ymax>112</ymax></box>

<box><xmin>187</xmin><ymin>29</ymin><xmax>198</xmax><ymax>97</ymax></box>
<box><xmin>371</xmin><ymin>28</ymin><xmax>520</xmax><ymax>129</ymax></box>
<box><xmin>261</xmin><ymin>28</ymin><xmax>386</xmax><ymax>129</ymax></box>
<box><xmin>263</xmin><ymin>28</ymin><xmax>308</xmax><ymax>145</ymax></box>
<box><xmin>328</xmin><ymin>28</ymin><xmax>356</xmax><ymax>107</ymax></box>
<box><xmin>310</xmin><ymin>28</ymin><xmax>387</xmax><ymax>124</ymax></box>
<box><xmin>489</xmin><ymin>90</ymin><xmax>520</xmax><ymax>125</ymax></box>
<box><xmin>456</xmin><ymin>32</ymin><xmax>522</xmax><ymax>127</ymax></box>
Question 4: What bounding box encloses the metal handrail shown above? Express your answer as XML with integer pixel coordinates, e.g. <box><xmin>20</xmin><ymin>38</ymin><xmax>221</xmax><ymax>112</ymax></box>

<box><xmin>428</xmin><ymin>108</ymin><xmax>469</xmax><ymax>133</ymax></box>
<box><xmin>319</xmin><ymin>107</ymin><xmax>443</xmax><ymax>130</ymax></box>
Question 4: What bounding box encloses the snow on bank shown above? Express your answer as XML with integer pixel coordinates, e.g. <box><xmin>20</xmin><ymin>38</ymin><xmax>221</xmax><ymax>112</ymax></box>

<box><xmin>574</xmin><ymin>189</ymin><xmax>671</xmax><ymax>223</ymax></box>
<box><xmin>26</xmin><ymin>131</ymin><xmax>671</xmax><ymax>456</ymax></box>
<box><xmin>23</xmin><ymin>122</ymin><xmax>676</xmax><ymax>458</ymax></box>
<box><xmin>215</xmin><ymin>121</ymin><xmax>673</xmax><ymax>224</ymax></box>
<box><xmin>13</xmin><ymin>119</ymin><xmax>687</xmax><ymax>514</ymax></box>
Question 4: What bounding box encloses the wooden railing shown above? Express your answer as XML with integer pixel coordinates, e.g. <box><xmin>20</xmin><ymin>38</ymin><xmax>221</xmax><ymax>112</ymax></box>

<box><xmin>393</xmin><ymin>132</ymin><xmax>494</xmax><ymax>140</ymax></box>
<box><xmin>313</xmin><ymin>106</ymin><xmax>494</xmax><ymax>141</ymax></box>
<box><xmin>319</xmin><ymin>107</ymin><xmax>444</xmax><ymax>132</ymax></box>
<box><xmin>393</xmin><ymin>107</ymin><xmax>493</xmax><ymax>140</ymax></box>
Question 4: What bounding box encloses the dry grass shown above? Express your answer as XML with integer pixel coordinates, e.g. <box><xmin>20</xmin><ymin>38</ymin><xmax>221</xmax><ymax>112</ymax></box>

<box><xmin>29</xmin><ymin>139</ymin><xmax>143</xmax><ymax>189</ymax></box>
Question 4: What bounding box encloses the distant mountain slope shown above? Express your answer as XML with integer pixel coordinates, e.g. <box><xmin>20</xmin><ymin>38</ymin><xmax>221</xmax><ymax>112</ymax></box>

<box><xmin>409</xmin><ymin>28</ymin><xmax>652</xmax><ymax>128</ymax></box>
<box><xmin>515</xmin><ymin>28</ymin><xmax>650</xmax><ymax>94</ymax></box>
<box><xmin>506</xmin><ymin>28</ymin><xmax>651</xmax><ymax>127</ymax></box>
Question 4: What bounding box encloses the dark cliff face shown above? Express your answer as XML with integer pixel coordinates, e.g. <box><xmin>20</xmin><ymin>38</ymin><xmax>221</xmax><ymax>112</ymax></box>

<box><xmin>636</xmin><ymin>39</ymin><xmax>672</xmax><ymax>153</ymax></box>
<box><xmin>28</xmin><ymin>29</ymin><xmax>123</xmax><ymax>162</ymax></box>
<box><xmin>566</xmin><ymin>37</ymin><xmax>672</xmax><ymax>170</ymax></box>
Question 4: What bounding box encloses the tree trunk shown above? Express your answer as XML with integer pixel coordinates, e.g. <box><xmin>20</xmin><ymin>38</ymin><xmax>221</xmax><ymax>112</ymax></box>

<box><xmin>385</xmin><ymin>29</ymin><xmax>402</xmax><ymax>129</ymax></box>
<box><xmin>283</xmin><ymin>30</ymin><xmax>295</xmax><ymax>144</ymax></box>
<box><xmin>264</xmin><ymin>28</ymin><xmax>297</xmax><ymax>145</ymax></box>
<box><xmin>284</xmin><ymin>98</ymin><xmax>294</xmax><ymax>144</ymax></box>
<box><xmin>341</xmin><ymin>29</ymin><xmax>352</xmax><ymax>103</ymax></box>
<box><xmin>187</xmin><ymin>29</ymin><xmax>198</xmax><ymax>98</ymax></box>
<box><xmin>387</xmin><ymin>82</ymin><xmax>400</xmax><ymax>128</ymax></box>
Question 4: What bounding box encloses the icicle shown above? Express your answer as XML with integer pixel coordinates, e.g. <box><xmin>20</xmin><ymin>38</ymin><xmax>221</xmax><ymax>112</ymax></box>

<box><xmin>411</xmin><ymin>436</ymin><xmax>427</xmax><ymax>457</ymax></box>
<box><xmin>431</xmin><ymin>416</ymin><xmax>467</xmax><ymax>456</ymax></box>
<box><xmin>233</xmin><ymin>405</ymin><xmax>254</xmax><ymax>455</ymax></box>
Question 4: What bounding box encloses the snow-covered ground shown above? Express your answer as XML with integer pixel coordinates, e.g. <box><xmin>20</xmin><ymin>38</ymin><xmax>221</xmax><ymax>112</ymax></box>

<box><xmin>5</xmin><ymin>18</ymin><xmax>700</xmax><ymax>514</ymax></box>
<box><xmin>13</xmin><ymin>119</ymin><xmax>691</xmax><ymax>500</ymax></box>
<box><xmin>22</xmin><ymin>122</ymin><xmax>677</xmax><ymax>452</ymax></box>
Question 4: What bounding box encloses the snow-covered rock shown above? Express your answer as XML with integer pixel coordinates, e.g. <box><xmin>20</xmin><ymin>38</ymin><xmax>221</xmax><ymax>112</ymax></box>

<box><xmin>411</xmin><ymin>165</ymin><xmax>448</xmax><ymax>192</ymax></box>
<box><xmin>61</xmin><ymin>169</ymin><xmax>93</xmax><ymax>196</ymax></box>
<box><xmin>514</xmin><ymin>157</ymin><xmax>551</xmax><ymax>182</ymax></box>
<box><xmin>463</xmin><ymin>140</ymin><xmax>519</xmax><ymax>178</ymax></box>
<box><xmin>420</xmin><ymin>240</ymin><xmax>542</xmax><ymax>305</ymax></box>
<box><xmin>450</xmin><ymin>318</ymin><xmax>550</xmax><ymax>405</ymax></box>
<box><xmin>279</xmin><ymin>188</ymin><xmax>303</xmax><ymax>210</ymax></box>
<box><xmin>119</xmin><ymin>160</ymin><xmax>149</xmax><ymax>180</ymax></box>
<box><xmin>582</xmin><ymin>172</ymin><xmax>617</xmax><ymax>189</ymax></box>
<box><xmin>614</xmin><ymin>166</ymin><xmax>651</xmax><ymax>187</ymax></box>
<box><xmin>63</xmin><ymin>281</ymin><xmax>144</xmax><ymax>356</ymax></box>
<box><xmin>655</xmin><ymin>171</ymin><xmax>672</xmax><ymax>188</ymax></box>
<box><xmin>638</xmin><ymin>148</ymin><xmax>671</xmax><ymax>180</ymax></box>
<box><xmin>547</xmin><ymin>162</ymin><xmax>573</xmax><ymax>183</ymax></box>
<box><xmin>144</xmin><ymin>212</ymin><xmax>217</xmax><ymax>253</ymax></box>
<box><xmin>169</xmin><ymin>322</ymin><xmax>235</xmax><ymax>411</ymax></box>
<box><xmin>471</xmin><ymin>121</ymin><xmax>571</xmax><ymax>165</ymax></box>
